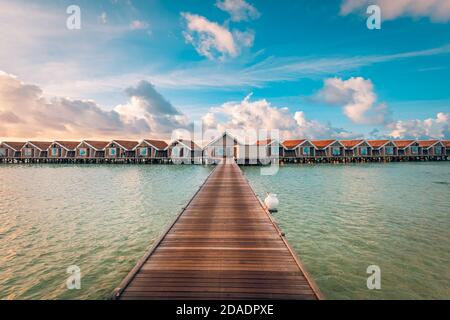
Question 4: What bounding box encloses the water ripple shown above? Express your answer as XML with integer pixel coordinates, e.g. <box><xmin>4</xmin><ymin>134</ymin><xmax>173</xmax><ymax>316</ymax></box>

<box><xmin>243</xmin><ymin>162</ymin><xmax>450</xmax><ymax>300</ymax></box>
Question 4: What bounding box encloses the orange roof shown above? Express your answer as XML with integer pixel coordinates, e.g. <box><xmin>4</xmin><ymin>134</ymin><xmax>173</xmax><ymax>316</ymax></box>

<box><xmin>55</xmin><ymin>141</ymin><xmax>80</xmax><ymax>150</ymax></box>
<box><xmin>367</xmin><ymin>140</ymin><xmax>390</xmax><ymax>148</ymax></box>
<box><xmin>311</xmin><ymin>140</ymin><xmax>336</xmax><ymax>149</ymax></box>
<box><xmin>257</xmin><ymin>139</ymin><xmax>273</xmax><ymax>146</ymax></box>
<box><xmin>29</xmin><ymin>141</ymin><xmax>52</xmax><ymax>150</ymax></box>
<box><xmin>143</xmin><ymin>139</ymin><xmax>168</xmax><ymax>150</ymax></box>
<box><xmin>418</xmin><ymin>140</ymin><xmax>439</xmax><ymax>148</ymax></box>
<box><xmin>282</xmin><ymin>139</ymin><xmax>306</xmax><ymax>149</ymax></box>
<box><xmin>443</xmin><ymin>140</ymin><xmax>450</xmax><ymax>147</ymax></box>
<box><xmin>2</xmin><ymin>142</ymin><xmax>26</xmax><ymax>151</ymax></box>
<box><xmin>83</xmin><ymin>141</ymin><xmax>109</xmax><ymax>150</ymax></box>
<box><xmin>394</xmin><ymin>140</ymin><xmax>415</xmax><ymax>148</ymax></box>
<box><xmin>113</xmin><ymin>140</ymin><xmax>139</xmax><ymax>150</ymax></box>
<box><xmin>340</xmin><ymin>140</ymin><xmax>364</xmax><ymax>148</ymax></box>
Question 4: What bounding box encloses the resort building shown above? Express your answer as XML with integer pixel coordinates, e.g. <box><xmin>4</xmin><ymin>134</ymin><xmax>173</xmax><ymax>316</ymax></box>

<box><xmin>0</xmin><ymin>142</ymin><xmax>25</xmax><ymax>158</ymax></box>
<box><xmin>202</xmin><ymin>133</ymin><xmax>283</xmax><ymax>164</ymax></box>
<box><xmin>418</xmin><ymin>140</ymin><xmax>445</xmax><ymax>157</ymax></box>
<box><xmin>341</xmin><ymin>140</ymin><xmax>372</xmax><ymax>157</ymax></box>
<box><xmin>395</xmin><ymin>140</ymin><xmax>417</xmax><ymax>157</ymax></box>
<box><xmin>168</xmin><ymin>139</ymin><xmax>202</xmax><ymax>164</ymax></box>
<box><xmin>311</xmin><ymin>140</ymin><xmax>344</xmax><ymax>157</ymax></box>
<box><xmin>1</xmin><ymin>135</ymin><xmax>449</xmax><ymax>164</ymax></box>
<box><xmin>47</xmin><ymin>141</ymin><xmax>79</xmax><ymax>158</ymax></box>
<box><xmin>21</xmin><ymin>141</ymin><xmax>52</xmax><ymax>158</ymax></box>
<box><xmin>444</xmin><ymin>141</ymin><xmax>450</xmax><ymax>156</ymax></box>
<box><xmin>368</xmin><ymin>140</ymin><xmax>397</xmax><ymax>157</ymax></box>
<box><xmin>105</xmin><ymin>140</ymin><xmax>139</xmax><ymax>159</ymax></box>
<box><xmin>203</xmin><ymin>132</ymin><xmax>241</xmax><ymax>164</ymax></box>
<box><xmin>76</xmin><ymin>141</ymin><xmax>109</xmax><ymax>158</ymax></box>
<box><xmin>135</xmin><ymin>139</ymin><xmax>168</xmax><ymax>159</ymax></box>
<box><xmin>281</xmin><ymin>140</ymin><xmax>314</xmax><ymax>159</ymax></box>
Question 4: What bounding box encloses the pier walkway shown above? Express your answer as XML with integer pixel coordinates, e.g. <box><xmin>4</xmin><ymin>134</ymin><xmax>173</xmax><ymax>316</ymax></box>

<box><xmin>114</xmin><ymin>159</ymin><xmax>322</xmax><ymax>300</ymax></box>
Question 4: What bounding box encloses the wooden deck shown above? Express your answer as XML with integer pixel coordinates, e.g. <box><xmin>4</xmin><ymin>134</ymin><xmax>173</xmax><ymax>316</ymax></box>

<box><xmin>114</xmin><ymin>159</ymin><xmax>322</xmax><ymax>300</ymax></box>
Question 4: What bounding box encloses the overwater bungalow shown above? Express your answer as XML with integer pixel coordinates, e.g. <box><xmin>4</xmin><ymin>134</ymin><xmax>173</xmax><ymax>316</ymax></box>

<box><xmin>203</xmin><ymin>132</ymin><xmax>241</xmax><ymax>164</ymax></box>
<box><xmin>281</xmin><ymin>139</ymin><xmax>315</xmax><ymax>159</ymax></box>
<box><xmin>394</xmin><ymin>140</ymin><xmax>417</xmax><ymax>157</ymax></box>
<box><xmin>203</xmin><ymin>132</ymin><xmax>284</xmax><ymax>165</ymax></box>
<box><xmin>368</xmin><ymin>140</ymin><xmax>397</xmax><ymax>157</ymax></box>
<box><xmin>21</xmin><ymin>141</ymin><xmax>52</xmax><ymax>158</ymax></box>
<box><xmin>0</xmin><ymin>142</ymin><xmax>25</xmax><ymax>158</ymax></box>
<box><xmin>341</xmin><ymin>140</ymin><xmax>372</xmax><ymax>157</ymax></box>
<box><xmin>169</xmin><ymin>139</ymin><xmax>202</xmax><ymax>164</ymax></box>
<box><xmin>48</xmin><ymin>141</ymin><xmax>79</xmax><ymax>158</ymax></box>
<box><xmin>135</xmin><ymin>139</ymin><xmax>168</xmax><ymax>159</ymax></box>
<box><xmin>1</xmin><ymin>136</ymin><xmax>449</xmax><ymax>164</ymax></box>
<box><xmin>105</xmin><ymin>140</ymin><xmax>139</xmax><ymax>159</ymax></box>
<box><xmin>443</xmin><ymin>140</ymin><xmax>450</xmax><ymax>156</ymax></box>
<box><xmin>76</xmin><ymin>141</ymin><xmax>109</xmax><ymax>158</ymax></box>
<box><xmin>418</xmin><ymin>140</ymin><xmax>445</xmax><ymax>157</ymax></box>
<box><xmin>311</xmin><ymin>140</ymin><xmax>343</xmax><ymax>157</ymax></box>
<box><xmin>282</xmin><ymin>140</ymin><xmax>304</xmax><ymax>159</ymax></box>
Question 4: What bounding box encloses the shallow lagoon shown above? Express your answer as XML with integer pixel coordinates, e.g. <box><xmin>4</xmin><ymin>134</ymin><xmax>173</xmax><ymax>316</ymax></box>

<box><xmin>0</xmin><ymin>164</ymin><xmax>212</xmax><ymax>299</ymax></box>
<box><xmin>0</xmin><ymin>162</ymin><xmax>449</xmax><ymax>299</ymax></box>
<box><xmin>242</xmin><ymin>162</ymin><xmax>450</xmax><ymax>299</ymax></box>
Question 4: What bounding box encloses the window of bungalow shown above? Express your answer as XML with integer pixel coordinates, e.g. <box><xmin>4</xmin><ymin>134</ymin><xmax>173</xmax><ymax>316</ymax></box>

<box><xmin>411</xmin><ymin>146</ymin><xmax>419</xmax><ymax>154</ymax></box>
<box><xmin>51</xmin><ymin>147</ymin><xmax>58</xmax><ymax>156</ymax></box>
<box><xmin>109</xmin><ymin>148</ymin><xmax>117</xmax><ymax>156</ymax></box>
<box><xmin>435</xmin><ymin>146</ymin><xmax>442</xmax><ymax>154</ymax></box>
<box><xmin>303</xmin><ymin>147</ymin><xmax>310</xmax><ymax>156</ymax></box>
<box><xmin>172</xmin><ymin>146</ymin><xmax>180</xmax><ymax>157</ymax></box>
<box><xmin>79</xmin><ymin>148</ymin><xmax>87</xmax><ymax>157</ymax></box>
<box><xmin>0</xmin><ymin>148</ymin><xmax>6</xmax><ymax>157</ymax></box>
<box><xmin>332</xmin><ymin>147</ymin><xmax>341</xmax><ymax>156</ymax></box>
<box><xmin>385</xmin><ymin>146</ymin><xmax>394</xmax><ymax>155</ymax></box>
<box><xmin>139</xmin><ymin>148</ymin><xmax>148</xmax><ymax>157</ymax></box>
<box><xmin>24</xmin><ymin>148</ymin><xmax>32</xmax><ymax>157</ymax></box>
<box><xmin>360</xmin><ymin>147</ymin><xmax>368</xmax><ymax>155</ymax></box>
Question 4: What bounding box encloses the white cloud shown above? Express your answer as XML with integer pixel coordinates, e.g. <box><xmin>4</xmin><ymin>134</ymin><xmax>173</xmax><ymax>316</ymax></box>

<box><xmin>0</xmin><ymin>72</ymin><xmax>188</xmax><ymax>140</ymax></box>
<box><xmin>216</xmin><ymin>0</ymin><xmax>260</xmax><ymax>22</ymax></box>
<box><xmin>202</xmin><ymin>94</ymin><xmax>360</xmax><ymax>139</ymax></box>
<box><xmin>181</xmin><ymin>12</ymin><xmax>253</xmax><ymax>60</ymax></box>
<box><xmin>129</xmin><ymin>20</ymin><xmax>150</xmax><ymax>30</ymax></box>
<box><xmin>233</xmin><ymin>29</ymin><xmax>255</xmax><ymax>48</ymax></box>
<box><xmin>386</xmin><ymin>112</ymin><xmax>450</xmax><ymax>139</ymax></box>
<box><xmin>341</xmin><ymin>0</ymin><xmax>450</xmax><ymax>22</ymax></box>
<box><xmin>115</xmin><ymin>81</ymin><xmax>189</xmax><ymax>135</ymax></box>
<box><xmin>316</xmin><ymin>77</ymin><xmax>389</xmax><ymax>125</ymax></box>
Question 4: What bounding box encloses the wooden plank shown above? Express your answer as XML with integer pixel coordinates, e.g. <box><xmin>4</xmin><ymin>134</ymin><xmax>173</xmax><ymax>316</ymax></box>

<box><xmin>114</xmin><ymin>159</ymin><xmax>322</xmax><ymax>300</ymax></box>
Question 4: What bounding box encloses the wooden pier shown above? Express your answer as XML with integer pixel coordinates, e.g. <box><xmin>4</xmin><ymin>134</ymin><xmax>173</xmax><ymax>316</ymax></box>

<box><xmin>114</xmin><ymin>159</ymin><xmax>322</xmax><ymax>300</ymax></box>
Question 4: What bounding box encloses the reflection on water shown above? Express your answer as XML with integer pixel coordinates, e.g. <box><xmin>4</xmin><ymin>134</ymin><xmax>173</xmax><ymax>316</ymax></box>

<box><xmin>242</xmin><ymin>162</ymin><xmax>450</xmax><ymax>300</ymax></box>
<box><xmin>0</xmin><ymin>164</ymin><xmax>212</xmax><ymax>299</ymax></box>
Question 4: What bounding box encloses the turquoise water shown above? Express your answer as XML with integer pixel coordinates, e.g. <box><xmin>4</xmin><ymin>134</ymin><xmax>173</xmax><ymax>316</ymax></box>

<box><xmin>242</xmin><ymin>162</ymin><xmax>450</xmax><ymax>300</ymax></box>
<box><xmin>0</xmin><ymin>164</ymin><xmax>212</xmax><ymax>299</ymax></box>
<box><xmin>0</xmin><ymin>163</ymin><xmax>449</xmax><ymax>299</ymax></box>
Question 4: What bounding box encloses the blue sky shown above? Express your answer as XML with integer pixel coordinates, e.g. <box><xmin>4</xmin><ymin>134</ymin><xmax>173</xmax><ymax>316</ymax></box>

<box><xmin>0</xmin><ymin>0</ymin><xmax>449</xmax><ymax>140</ymax></box>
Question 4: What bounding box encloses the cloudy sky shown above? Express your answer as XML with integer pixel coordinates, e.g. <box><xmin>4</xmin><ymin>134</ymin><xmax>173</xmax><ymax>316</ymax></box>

<box><xmin>0</xmin><ymin>0</ymin><xmax>449</xmax><ymax>141</ymax></box>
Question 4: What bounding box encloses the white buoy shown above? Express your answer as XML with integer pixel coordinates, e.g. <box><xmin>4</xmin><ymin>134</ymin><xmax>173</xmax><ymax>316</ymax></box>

<box><xmin>264</xmin><ymin>193</ymin><xmax>279</xmax><ymax>212</ymax></box>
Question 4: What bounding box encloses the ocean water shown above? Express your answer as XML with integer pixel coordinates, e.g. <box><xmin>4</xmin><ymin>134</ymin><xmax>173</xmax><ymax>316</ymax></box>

<box><xmin>0</xmin><ymin>164</ymin><xmax>212</xmax><ymax>299</ymax></box>
<box><xmin>0</xmin><ymin>163</ymin><xmax>449</xmax><ymax>300</ymax></box>
<box><xmin>242</xmin><ymin>162</ymin><xmax>450</xmax><ymax>300</ymax></box>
